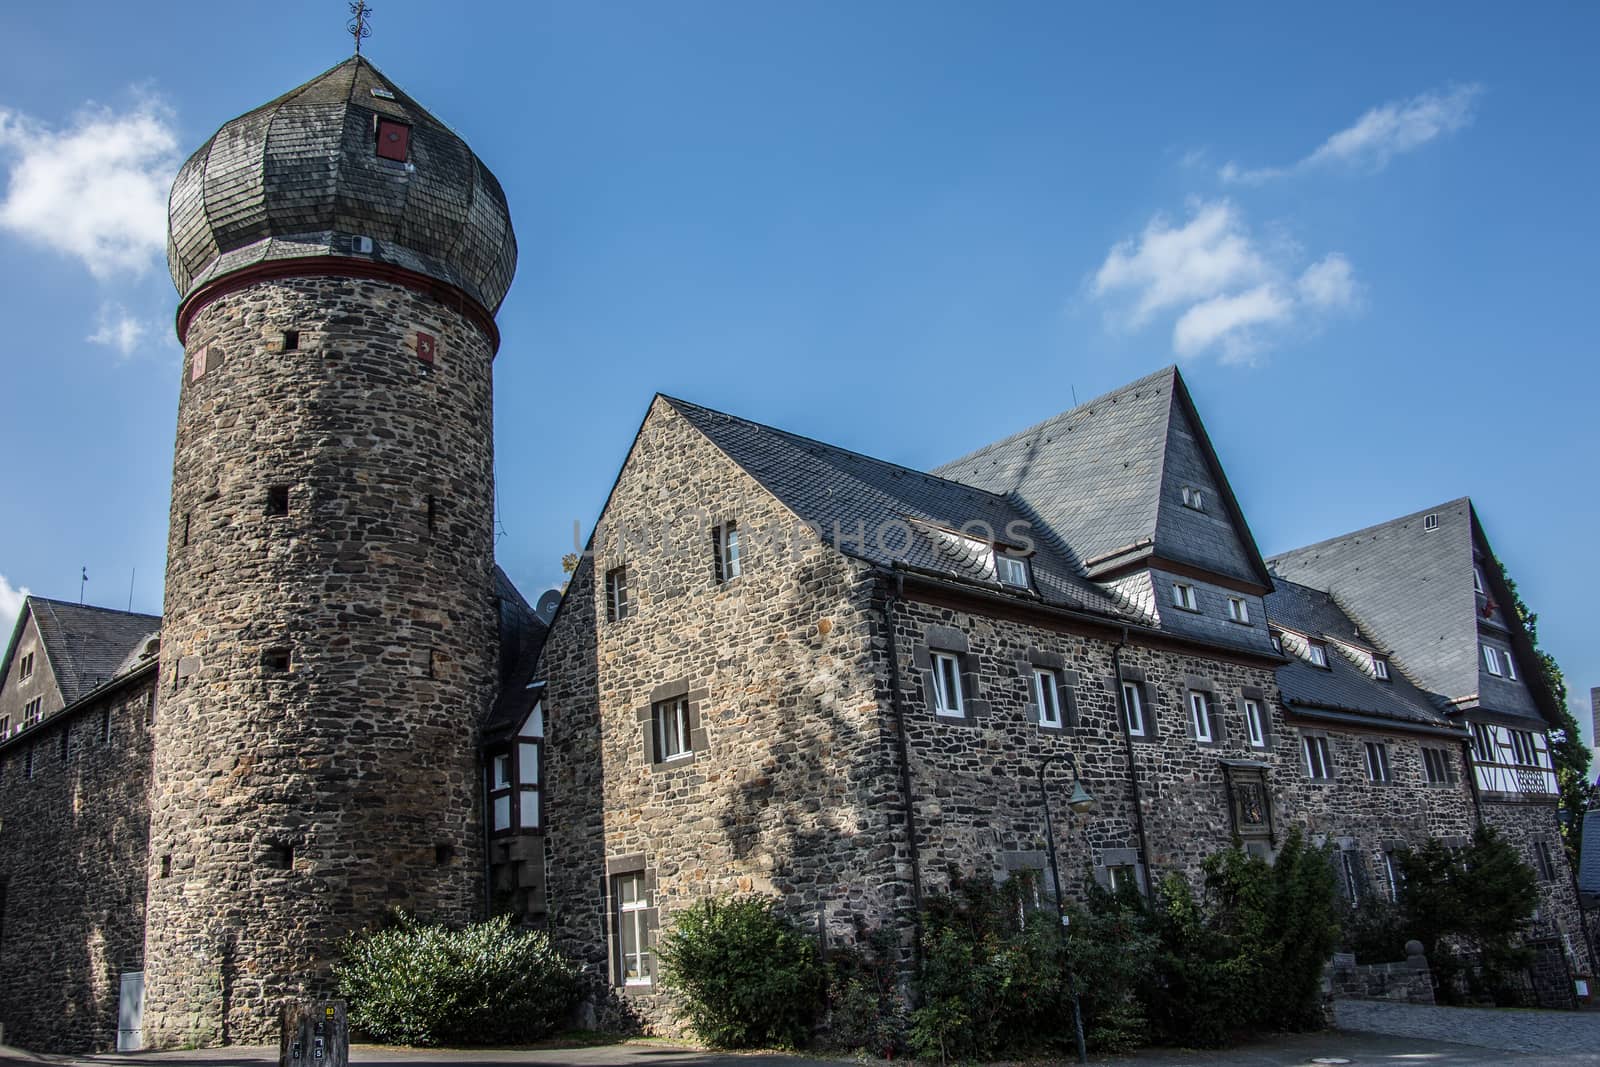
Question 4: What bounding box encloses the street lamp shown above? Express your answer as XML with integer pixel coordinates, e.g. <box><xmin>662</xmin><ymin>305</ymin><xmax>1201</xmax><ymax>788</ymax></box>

<box><xmin>1037</xmin><ymin>752</ymin><xmax>1095</xmax><ymax>1066</ymax></box>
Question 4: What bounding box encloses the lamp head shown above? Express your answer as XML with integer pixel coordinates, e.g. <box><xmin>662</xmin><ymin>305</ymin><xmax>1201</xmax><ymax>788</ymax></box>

<box><xmin>1066</xmin><ymin>779</ymin><xmax>1096</xmax><ymax>815</ymax></box>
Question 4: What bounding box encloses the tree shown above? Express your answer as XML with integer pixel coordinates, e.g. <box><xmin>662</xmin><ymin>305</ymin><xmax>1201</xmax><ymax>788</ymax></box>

<box><xmin>1501</xmin><ymin>575</ymin><xmax>1595</xmax><ymax>866</ymax></box>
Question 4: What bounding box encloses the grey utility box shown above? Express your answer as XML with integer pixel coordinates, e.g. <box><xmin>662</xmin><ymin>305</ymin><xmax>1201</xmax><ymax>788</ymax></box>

<box><xmin>280</xmin><ymin>1000</ymin><xmax>349</xmax><ymax>1067</ymax></box>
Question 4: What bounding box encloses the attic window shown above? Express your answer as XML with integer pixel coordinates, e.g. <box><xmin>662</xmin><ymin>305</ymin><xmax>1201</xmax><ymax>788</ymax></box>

<box><xmin>18</xmin><ymin>651</ymin><xmax>33</xmax><ymax>681</ymax></box>
<box><xmin>996</xmin><ymin>554</ymin><xmax>1030</xmax><ymax>588</ymax></box>
<box><xmin>1307</xmin><ymin>641</ymin><xmax>1328</xmax><ymax>668</ymax></box>
<box><xmin>1373</xmin><ymin>657</ymin><xmax>1390</xmax><ymax>681</ymax></box>
<box><xmin>1170</xmin><ymin>582</ymin><xmax>1198</xmax><ymax>612</ymax></box>
<box><xmin>375</xmin><ymin>118</ymin><xmax>411</xmax><ymax>162</ymax></box>
<box><xmin>1423</xmin><ymin>513</ymin><xmax>1439</xmax><ymax>532</ymax></box>
<box><xmin>1473</xmin><ymin>565</ymin><xmax>1485</xmax><ymax>594</ymax></box>
<box><xmin>1181</xmin><ymin>486</ymin><xmax>1205</xmax><ymax>511</ymax></box>
<box><xmin>1226</xmin><ymin>597</ymin><xmax>1250</xmax><ymax>624</ymax></box>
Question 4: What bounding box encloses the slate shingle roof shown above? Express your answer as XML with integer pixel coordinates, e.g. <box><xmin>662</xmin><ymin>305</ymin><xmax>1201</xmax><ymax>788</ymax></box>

<box><xmin>663</xmin><ymin>396</ymin><xmax>1133</xmax><ymax>619</ymax></box>
<box><xmin>1266</xmin><ymin>580</ymin><xmax>1452</xmax><ymax>729</ymax></box>
<box><xmin>24</xmin><ymin>597</ymin><xmax>162</xmax><ymax>705</ymax></box>
<box><xmin>932</xmin><ymin>367</ymin><xmax>1176</xmax><ymax>571</ymax></box>
<box><xmin>1579</xmin><ymin>809</ymin><xmax>1600</xmax><ymax>906</ymax></box>
<box><xmin>168</xmin><ymin>56</ymin><xmax>517</xmax><ymax>314</ymax></box>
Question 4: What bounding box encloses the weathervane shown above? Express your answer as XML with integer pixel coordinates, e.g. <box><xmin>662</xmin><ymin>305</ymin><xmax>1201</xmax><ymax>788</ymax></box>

<box><xmin>348</xmin><ymin>1</ymin><xmax>373</xmax><ymax>55</ymax></box>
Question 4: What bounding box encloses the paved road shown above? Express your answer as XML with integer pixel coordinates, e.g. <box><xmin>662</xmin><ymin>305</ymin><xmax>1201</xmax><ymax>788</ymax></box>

<box><xmin>1334</xmin><ymin>999</ymin><xmax>1600</xmax><ymax>1057</ymax></box>
<box><xmin>5</xmin><ymin>1017</ymin><xmax>1597</xmax><ymax>1067</ymax></box>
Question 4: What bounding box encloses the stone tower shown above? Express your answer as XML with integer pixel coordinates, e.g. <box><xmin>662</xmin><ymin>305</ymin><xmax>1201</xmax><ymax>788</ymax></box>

<box><xmin>147</xmin><ymin>57</ymin><xmax>516</xmax><ymax>1046</ymax></box>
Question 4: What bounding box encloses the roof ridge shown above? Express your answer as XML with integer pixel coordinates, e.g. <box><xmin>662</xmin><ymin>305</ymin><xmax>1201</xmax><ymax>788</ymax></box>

<box><xmin>658</xmin><ymin>395</ymin><xmax>1019</xmax><ymax>509</ymax></box>
<box><xmin>935</xmin><ymin>364</ymin><xmax>1177</xmax><ymax>471</ymax></box>
<box><xmin>23</xmin><ymin>595</ymin><xmax>160</xmax><ymax>621</ymax></box>
<box><xmin>1267</xmin><ymin>496</ymin><xmax>1473</xmax><ymax>562</ymax></box>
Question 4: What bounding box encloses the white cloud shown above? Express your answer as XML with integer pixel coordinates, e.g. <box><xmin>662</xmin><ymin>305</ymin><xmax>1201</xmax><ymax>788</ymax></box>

<box><xmin>1297</xmin><ymin>253</ymin><xmax>1359</xmax><ymax>310</ymax></box>
<box><xmin>1093</xmin><ymin>201</ymin><xmax>1269</xmax><ymax>324</ymax></box>
<box><xmin>1221</xmin><ymin>83</ymin><xmax>1483</xmax><ymax>184</ymax></box>
<box><xmin>1092</xmin><ymin>200</ymin><xmax>1358</xmax><ymax>362</ymax></box>
<box><xmin>0</xmin><ymin>575</ymin><xmax>28</xmax><ymax>640</ymax></box>
<box><xmin>0</xmin><ymin>95</ymin><xmax>179</xmax><ymax>279</ymax></box>
<box><xmin>87</xmin><ymin>302</ymin><xmax>153</xmax><ymax>358</ymax></box>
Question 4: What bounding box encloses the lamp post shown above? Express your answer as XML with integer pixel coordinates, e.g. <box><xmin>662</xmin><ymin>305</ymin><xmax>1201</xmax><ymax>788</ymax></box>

<box><xmin>1037</xmin><ymin>752</ymin><xmax>1095</xmax><ymax>1066</ymax></box>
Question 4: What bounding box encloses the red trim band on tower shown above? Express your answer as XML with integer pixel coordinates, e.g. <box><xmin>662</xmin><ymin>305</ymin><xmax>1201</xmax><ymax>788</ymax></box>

<box><xmin>175</xmin><ymin>258</ymin><xmax>502</xmax><ymax>353</ymax></box>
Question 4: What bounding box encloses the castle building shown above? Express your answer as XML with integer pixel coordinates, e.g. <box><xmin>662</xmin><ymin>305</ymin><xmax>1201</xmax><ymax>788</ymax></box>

<box><xmin>0</xmin><ymin>55</ymin><xmax>1590</xmax><ymax>1054</ymax></box>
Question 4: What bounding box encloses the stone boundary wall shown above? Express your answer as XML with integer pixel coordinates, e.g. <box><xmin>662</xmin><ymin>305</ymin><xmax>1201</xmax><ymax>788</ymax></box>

<box><xmin>1327</xmin><ymin>946</ymin><xmax>1436</xmax><ymax>1004</ymax></box>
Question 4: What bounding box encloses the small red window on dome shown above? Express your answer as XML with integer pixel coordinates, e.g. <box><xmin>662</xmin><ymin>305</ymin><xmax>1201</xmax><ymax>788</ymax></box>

<box><xmin>375</xmin><ymin>118</ymin><xmax>410</xmax><ymax>162</ymax></box>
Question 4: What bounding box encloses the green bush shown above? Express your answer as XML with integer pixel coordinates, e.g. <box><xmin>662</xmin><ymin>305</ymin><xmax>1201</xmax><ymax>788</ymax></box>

<box><xmin>333</xmin><ymin>913</ymin><xmax>582</xmax><ymax>1046</ymax></box>
<box><xmin>819</xmin><ymin>934</ymin><xmax>906</xmax><ymax>1056</ymax></box>
<box><xmin>1394</xmin><ymin>826</ymin><xmax>1539</xmax><ymax>1004</ymax></box>
<box><xmin>1143</xmin><ymin>830</ymin><xmax>1339</xmax><ymax>1046</ymax></box>
<box><xmin>657</xmin><ymin>895</ymin><xmax>825</xmax><ymax>1049</ymax></box>
<box><xmin>1340</xmin><ymin>898</ymin><xmax>1410</xmax><ymax>964</ymax></box>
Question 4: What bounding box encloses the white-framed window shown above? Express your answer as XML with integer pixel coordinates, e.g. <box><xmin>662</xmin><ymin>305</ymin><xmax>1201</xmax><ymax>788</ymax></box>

<box><xmin>1503</xmin><ymin>652</ymin><xmax>1518</xmax><ymax>681</ymax></box>
<box><xmin>1270</xmin><ymin>634</ymin><xmax>1283</xmax><ymax>654</ymax></box>
<box><xmin>1482</xmin><ymin>644</ymin><xmax>1502</xmax><ymax>677</ymax></box>
<box><xmin>17</xmin><ymin>651</ymin><xmax>33</xmax><ymax>681</ymax></box>
<box><xmin>1364</xmin><ymin>741</ymin><xmax>1392</xmax><ymax>783</ymax></box>
<box><xmin>1533</xmin><ymin>841</ymin><xmax>1557</xmax><ymax>881</ymax></box>
<box><xmin>654</xmin><ymin>697</ymin><xmax>692</xmax><ymax>761</ymax></box>
<box><xmin>1171</xmin><ymin>583</ymin><xmax>1198</xmax><ymax>611</ymax></box>
<box><xmin>1473</xmin><ymin>565</ymin><xmax>1486</xmax><ymax>594</ymax></box>
<box><xmin>713</xmin><ymin>522</ymin><xmax>741</xmax><ymax>582</ymax></box>
<box><xmin>606</xmin><ymin>565</ymin><xmax>631</xmax><ymax>622</ymax></box>
<box><xmin>1373</xmin><ymin>657</ymin><xmax>1390</xmax><ymax>681</ymax></box>
<box><xmin>614</xmin><ymin>871</ymin><xmax>653</xmax><ymax>985</ymax></box>
<box><xmin>1107</xmin><ymin>864</ymin><xmax>1138</xmax><ymax>892</ymax></box>
<box><xmin>1181</xmin><ymin>486</ymin><xmax>1205</xmax><ymax>511</ymax></box>
<box><xmin>1339</xmin><ymin>850</ymin><xmax>1364</xmax><ymax>905</ymax></box>
<box><xmin>1382</xmin><ymin>851</ymin><xmax>1403</xmax><ymax>901</ymax></box>
<box><xmin>1303</xmin><ymin>735</ymin><xmax>1333</xmax><ymax>780</ymax></box>
<box><xmin>485</xmin><ymin>704</ymin><xmax>543</xmax><ymax>833</ymax></box>
<box><xmin>1243</xmin><ymin>698</ymin><xmax>1266</xmax><ymax>748</ymax></box>
<box><xmin>490</xmin><ymin>751</ymin><xmax>513</xmax><ymax>832</ymax></box>
<box><xmin>1120</xmin><ymin>681</ymin><xmax>1146</xmax><ymax>737</ymax></box>
<box><xmin>931</xmin><ymin>652</ymin><xmax>965</xmax><ymax>718</ymax></box>
<box><xmin>23</xmin><ymin>697</ymin><xmax>43</xmax><ymax>727</ymax></box>
<box><xmin>1509</xmin><ymin>729</ymin><xmax>1538</xmax><ymax>767</ymax></box>
<box><xmin>1227</xmin><ymin>597</ymin><xmax>1249</xmax><ymax>624</ymax></box>
<box><xmin>1032</xmin><ymin>668</ymin><xmax>1062</xmax><ymax>728</ymax></box>
<box><xmin>997</xmin><ymin>554</ymin><xmax>1030</xmax><ymax>588</ymax></box>
<box><xmin>1421</xmin><ymin>746</ymin><xmax>1454</xmax><ymax>785</ymax></box>
<box><xmin>1307</xmin><ymin>642</ymin><xmax>1328</xmax><ymax>668</ymax></box>
<box><xmin>1470</xmin><ymin>722</ymin><xmax>1495</xmax><ymax>762</ymax></box>
<box><xmin>1189</xmin><ymin>691</ymin><xmax>1213</xmax><ymax>742</ymax></box>
<box><xmin>0</xmin><ymin>714</ymin><xmax>9</xmax><ymax>739</ymax></box>
<box><xmin>1423</xmin><ymin>513</ymin><xmax>1439</xmax><ymax>531</ymax></box>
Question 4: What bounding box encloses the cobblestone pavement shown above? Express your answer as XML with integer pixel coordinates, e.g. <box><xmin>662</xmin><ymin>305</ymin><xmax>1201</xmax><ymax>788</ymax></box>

<box><xmin>1334</xmin><ymin>998</ymin><xmax>1600</xmax><ymax>1057</ymax></box>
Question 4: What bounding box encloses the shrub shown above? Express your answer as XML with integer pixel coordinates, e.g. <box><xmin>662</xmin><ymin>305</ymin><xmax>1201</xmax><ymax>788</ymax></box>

<box><xmin>1394</xmin><ymin>826</ymin><xmax>1539</xmax><ymax>1004</ymax></box>
<box><xmin>657</xmin><ymin>895</ymin><xmax>825</xmax><ymax>1049</ymax></box>
<box><xmin>333</xmin><ymin>913</ymin><xmax>582</xmax><ymax>1046</ymax></box>
<box><xmin>1340</xmin><ymin>898</ymin><xmax>1410</xmax><ymax>964</ymax></box>
<box><xmin>819</xmin><ymin>933</ymin><xmax>906</xmax><ymax>1056</ymax></box>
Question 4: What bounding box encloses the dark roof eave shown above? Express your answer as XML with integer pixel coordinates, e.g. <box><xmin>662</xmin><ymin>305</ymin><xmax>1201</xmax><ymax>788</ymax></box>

<box><xmin>886</xmin><ymin>562</ymin><xmax>1289</xmax><ymax>668</ymax></box>
<box><xmin>0</xmin><ymin>658</ymin><xmax>158</xmax><ymax>755</ymax></box>
<box><xmin>1283</xmin><ymin>700</ymin><xmax>1467</xmax><ymax>739</ymax></box>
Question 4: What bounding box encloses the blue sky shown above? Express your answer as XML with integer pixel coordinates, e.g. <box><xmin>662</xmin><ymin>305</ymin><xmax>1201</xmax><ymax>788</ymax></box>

<box><xmin>0</xmin><ymin>2</ymin><xmax>1595</xmax><ymax>746</ymax></box>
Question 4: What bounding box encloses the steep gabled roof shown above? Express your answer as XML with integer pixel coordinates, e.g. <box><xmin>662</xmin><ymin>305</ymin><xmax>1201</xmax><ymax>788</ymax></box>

<box><xmin>1267</xmin><ymin>578</ymin><xmax>1453</xmax><ymax>731</ymax></box>
<box><xmin>662</xmin><ymin>396</ymin><xmax>1132</xmax><ymax>619</ymax></box>
<box><xmin>13</xmin><ymin>597</ymin><xmax>162</xmax><ymax>705</ymax></box>
<box><xmin>933</xmin><ymin>366</ymin><xmax>1273</xmax><ymax>589</ymax></box>
<box><xmin>1579</xmin><ymin>809</ymin><xmax>1600</xmax><ymax>907</ymax></box>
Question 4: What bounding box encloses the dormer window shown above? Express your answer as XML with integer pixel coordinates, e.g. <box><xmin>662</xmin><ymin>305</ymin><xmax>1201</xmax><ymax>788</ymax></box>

<box><xmin>1423</xmin><ymin>513</ymin><xmax>1439</xmax><ymax>532</ymax></box>
<box><xmin>1307</xmin><ymin>641</ymin><xmax>1328</xmax><ymax>668</ymax></box>
<box><xmin>1226</xmin><ymin>597</ymin><xmax>1250</xmax><ymax>624</ymax></box>
<box><xmin>996</xmin><ymin>554</ymin><xmax>1030</xmax><ymax>588</ymax></box>
<box><xmin>375</xmin><ymin>118</ymin><xmax>411</xmax><ymax>162</ymax></box>
<box><xmin>1473</xmin><ymin>565</ymin><xmax>1486</xmax><ymax>594</ymax></box>
<box><xmin>1171</xmin><ymin>583</ymin><xmax>1198</xmax><ymax>612</ymax></box>
<box><xmin>1482</xmin><ymin>644</ymin><xmax>1503</xmax><ymax>677</ymax></box>
<box><xmin>1181</xmin><ymin>486</ymin><xmax>1205</xmax><ymax>511</ymax></box>
<box><xmin>1271</xmin><ymin>633</ymin><xmax>1283</xmax><ymax>654</ymax></box>
<box><xmin>1373</xmin><ymin>657</ymin><xmax>1390</xmax><ymax>681</ymax></box>
<box><xmin>1503</xmin><ymin>651</ymin><xmax>1518</xmax><ymax>681</ymax></box>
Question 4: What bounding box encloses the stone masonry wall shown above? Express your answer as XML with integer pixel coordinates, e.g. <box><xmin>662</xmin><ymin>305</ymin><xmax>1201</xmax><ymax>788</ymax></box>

<box><xmin>885</xmin><ymin>592</ymin><xmax>1478</xmax><ymax>904</ymax></box>
<box><xmin>145</xmin><ymin>276</ymin><xmax>499</xmax><ymax>1047</ymax></box>
<box><xmin>0</xmin><ymin>674</ymin><xmax>155</xmax><ymax>1053</ymax></box>
<box><xmin>1481</xmin><ymin>796</ymin><xmax>1595</xmax><ymax>974</ymax></box>
<box><xmin>539</xmin><ymin>399</ymin><xmax>908</xmax><ymax>1032</ymax></box>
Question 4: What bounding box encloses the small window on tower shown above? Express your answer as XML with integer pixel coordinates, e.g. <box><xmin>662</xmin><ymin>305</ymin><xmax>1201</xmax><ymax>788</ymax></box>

<box><xmin>375</xmin><ymin>118</ymin><xmax>411</xmax><ymax>161</ymax></box>
<box><xmin>266</xmin><ymin>486</ymin><xmax>290</xmax><ymax>517</ymax></box>
<box><xmin>281</xmin><ymin>330</ymin><xmax>300</xmax><ymax>352</ymax></box>
<box><xmin>262</xmin><ymin>648</ymin><xmax>292</xmax><ymax>675</ymax></box>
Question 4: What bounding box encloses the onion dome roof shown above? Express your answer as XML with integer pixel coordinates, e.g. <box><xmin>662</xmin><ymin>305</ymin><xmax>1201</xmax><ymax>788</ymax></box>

<box><xmin>167</xmin><ymin>56</ymin><xmax>516</xmax><ymax>316</ymax></box>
